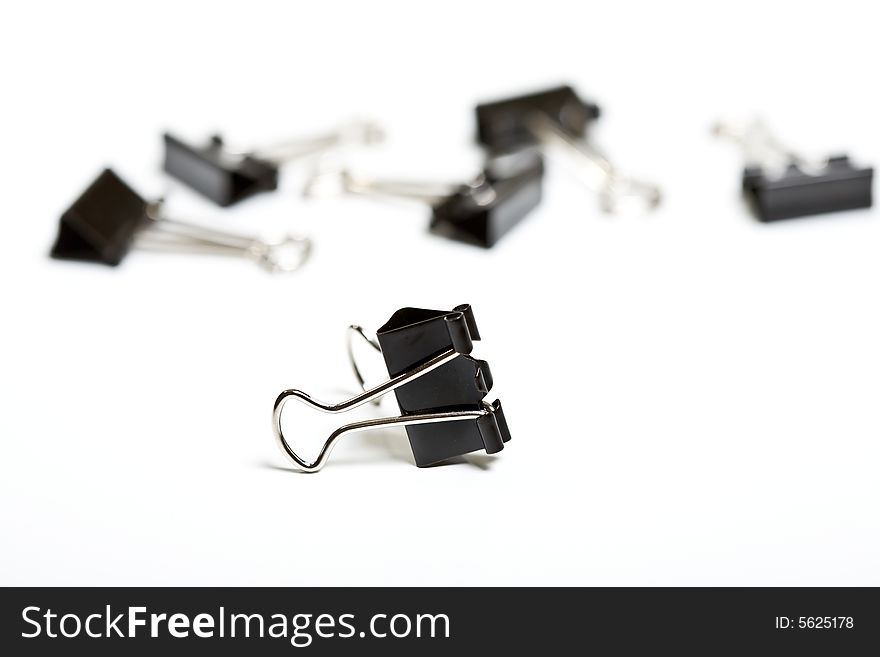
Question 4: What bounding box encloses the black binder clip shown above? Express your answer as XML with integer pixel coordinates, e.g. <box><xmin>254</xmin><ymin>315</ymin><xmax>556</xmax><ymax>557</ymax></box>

<box><xmin>476</xmin><ymin>85</ymin><xmax>600</xmax><ymax>152</ymax></box>
<box><xmin>50</xmin><ymin>168</ymin><xmax>311</xmax><ymax>271</ymax></box>
<box><xmin>163</xmin><ymin>120</ymin><xmax>383</xmax><ymax>207</ymax></box>
<box><xmin>476</xmin><ymin>85</ymin><xmax>661</xmax><ymax>213</ymax></box>
<box><xmin>272</xmin><ymin>304</ymin><xmax>511</xmax><ymax>472</ymax></box>
<box><xmin>303</xmin><ymin>151</ymin><xmax>544</xmax><ymax>247</ymax></box>
<box><xmin>713</xmin><ymin>119</ymin><xmax>874</xmax><ymax>221</ymax></box>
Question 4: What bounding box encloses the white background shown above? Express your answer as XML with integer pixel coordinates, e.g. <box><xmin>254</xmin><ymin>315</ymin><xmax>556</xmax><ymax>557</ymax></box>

<box><xmin>1</xmin><ymin>0</ymin><xmax>878</xmax><ymax>585</ymax></box>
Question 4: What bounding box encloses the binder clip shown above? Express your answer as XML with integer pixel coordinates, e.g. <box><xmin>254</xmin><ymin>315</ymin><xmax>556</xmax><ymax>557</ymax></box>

<box><xmin>163</xmin><ymin>120</ymin><xmax>383</xmax><ymax>207</ymax></box>
<box><xmin>476</xmin><ymin>85</ymin><xmax>661</xmax><ymax>214</ymax></box>
<box><xmin>713</xmin><ymin>119</ymin><xmax>873</xmax><ymax>221</ymax></box>
<box><xmin>272</xmin><ymin>304</ymin><xmax>511</xmax><ymax>472</ymax></box>
<box><xmin>303</xmin><ymin>151</ymin><xmax>544</xmax><ymax>247</ymax></box>
<box><xmin>50</xmin><ymin>168</ymin><xmax>311</xmax><ymax>272</ymax></box>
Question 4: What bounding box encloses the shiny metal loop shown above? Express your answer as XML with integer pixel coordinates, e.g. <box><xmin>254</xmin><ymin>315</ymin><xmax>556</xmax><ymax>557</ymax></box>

<box><xmin>273</xmin><ymin>406</ymin><xmax>492</xmax><ymax>473</ymax></box>
<box><xmin>273</xmin><ymin>348</ymin><xmax>469</xmax><ymax>472</ymax></box>
<box><xmin>139</xmin><ymin>202</ymin><xmax>311</xmax><ymax>273</ymax></box>
<box><xmin>244</xmin><ymin>236</ymin><xmax>313</xmax><ymax>273</ymax></box>
<box><xmin>527</xmin><ymin>112</ymin><xmax>661</xmax><ymax>214</ymax></box>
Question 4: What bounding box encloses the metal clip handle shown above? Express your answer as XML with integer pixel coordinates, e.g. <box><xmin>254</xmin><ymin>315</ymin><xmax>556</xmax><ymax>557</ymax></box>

<box><xmin>303</xmin><ymin>166</ymin><xmax>498</xmax><ymax>207</ymax></box>
<box><xmin>303</xmin><ymin>166</ymin><xmax>458</xmax><ymax>203</ymax></box>
<box><xmin>273</xmin><ymin>348</ymin><xmax>496</xmax><ymax>472</ymax></box>
<box><xmin>138</xmin><ymin>202</ymin><xmax>311</xmax><ymax>273</ymax></box>
<box><xmin>527</xmin><ymin>112</ymin><xmax>661</xmax><ymax>214</ymax></box>
<box><xmin>347</xmin><ymin>325</ymin><xmax>382</xmax><ymax>403</ymax></box>
<box><xmin>244</xmin><ymin>120</ymin><xmax>384</xmax><ymax>165</ymax></box>
<box><xmin>712</xmin><ymin>118</ymin><xmax>823</xmax><ymax>175</ymax></box>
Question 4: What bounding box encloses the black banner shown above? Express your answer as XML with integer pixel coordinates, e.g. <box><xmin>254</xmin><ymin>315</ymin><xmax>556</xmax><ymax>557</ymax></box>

<box><xmin>1</xmin><ymin>587</ymin><xmax>877</xmax><ymax>654</ymax></box>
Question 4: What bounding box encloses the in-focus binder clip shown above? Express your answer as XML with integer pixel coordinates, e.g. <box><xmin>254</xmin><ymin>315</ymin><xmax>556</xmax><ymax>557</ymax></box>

<box><xmin>163</xmin><ymin>120</ymin><xmax>383</xmax><ymax>207</ymax></box>
<box><xmin>713</xmin><ymin>119</ymin><xmax>874</xmax><ymax>221</ymax></box>
<box><xmin>304</xmin><ymin>151</ymin><xmax>544</xmax><ymax>247</ymax></box>
<box><xmin>476</xmin><ymin>85</ymin><xmax>661</xmax><ymax>214</ymax></box>
<box><xmin>272</xmin><ymin>304</ymin><xmax>511</xmax><ymax>472</ymax></box>
<box><xmin>50</xmin><ymin>168</ymin><xmax>311</xmax><ymax>272</ymax></box>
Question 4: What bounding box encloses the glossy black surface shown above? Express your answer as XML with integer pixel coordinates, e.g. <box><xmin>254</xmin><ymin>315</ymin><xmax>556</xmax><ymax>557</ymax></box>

<box><xmin>50</xmin><ymin>168</ymin><xmax>149</xmax><ymax>266</ymax></box>
<box><xmin>163</xmin><ymin>133</ymin><xmax>278</xmax><ymax>207</ymax></box>
<box><xmin>742</xmin><ymin>156</ymin><xmax>873</xmax><ymax>221</ymax></box>
<box><xmin>430</xmin><ymin>153</ymin><xmax>544</xmax><ymax>247</ymax></box>
<box><xmin>475</xmin><ymin>85</ymin><xmax>600</xmax><ymax>152</ymax></box>
<box><xmin>377</xmin><ymin>305</ymin><xmax>511</xmax><ymax>467</ymax></box>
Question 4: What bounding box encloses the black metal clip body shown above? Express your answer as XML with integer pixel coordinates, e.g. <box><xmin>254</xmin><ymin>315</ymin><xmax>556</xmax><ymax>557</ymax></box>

<box><xmin>376</xmin><ymin>305</ymin><xmax>510</xmax><ymax>466</ymax></box>
<box><xmin>51</xmin><ymin>168</ymin><xmax>149</xmax><ymax>265</ymax></box>
<box><xmin>429</xmin><ymin>153</ymin><xmax>544</xmax><ymax>247</ymax></box>
<box><xmin>272</xmin><ymin>304</ymin><xmax>511</xmax><ymax>472</ymax></box>
<box><xmin>715</xmin><ymin>120</ymin><xmax>874</xmax><ymax>221</ymax></box>
<box><xmin>476</xmin><ymin>85</ymin><xmax>600</xmax><ymax>153</ymax></box>
<box><xmin>743</xmin><ymin>157</ymin><xmax>873</xmax><ymax>221</ymax></box>
<box><xmin>163</xmin><ymin>134</ymin><xmax>279</xmax><ymax>207</ymax></box>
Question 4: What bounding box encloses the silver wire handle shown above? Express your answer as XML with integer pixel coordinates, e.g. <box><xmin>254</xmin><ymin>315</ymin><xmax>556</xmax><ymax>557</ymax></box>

<box><xmin>273</xmin><ymin>348</ymin><xmax>495</xmax><ymax>472</ymax></box>
<box><xmin>527</xmin><ymin>112</ymin><xmax>661</xmax><ymax>214</ymax></box>
<box><xmin>303</xmin><ymin>167</ymin><xmax>498</xmax><ymax>207</ymax></box>
<box><xmin>232</xmin><ymin>120</ymin><xmax>385</xmax><ymax>165</ymax></box>
<box><xmin>346</xmin><ymin>325</ymin><xmax>382</xmax><ymax>403</ymax></box>
<box><xmin>712</xmin><ymin>118</ymin><xmax>824</xmax><ymax>176</ymax></box>
<box><xmin>304</xmin><ymin>168</ymin><xmax>457</xmax><ymax>202</ymax></box>
<box><xmin>139</xmin><ymin>203</ymin><xmax>311</xmax><ymax>273</ymax></box>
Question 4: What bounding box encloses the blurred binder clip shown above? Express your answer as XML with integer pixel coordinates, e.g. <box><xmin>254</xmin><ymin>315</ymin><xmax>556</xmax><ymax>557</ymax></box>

<box><xmin>713</xmin><ymin>119</ymin><xmax>873</xmax><ymax>221</ymax></box>
<box><xmin>304</xmin><ymin>151</ymin><xmax>544</xmax><ymax>247</ymax></box>
<box><xmin>476</xmin><ymin>85</ymin><xmax>661</xmax><ymax>214</ymax></box>
<box><xmin>272</xmin><ymin>304</ymin><xmax>511</xmax><ymax>472</ymax></box>
<box><xmin>163</xmin><ymin>120</ymin><xmax>384</xmax><ymax>206</ymax></box>
<box><xmin>50</xmin><ymin>168</ymin><xmax>311</xmax><ymax>272</ymax></box>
